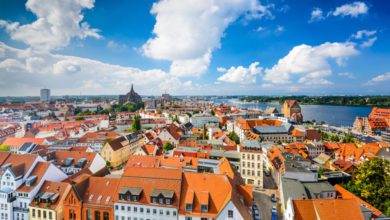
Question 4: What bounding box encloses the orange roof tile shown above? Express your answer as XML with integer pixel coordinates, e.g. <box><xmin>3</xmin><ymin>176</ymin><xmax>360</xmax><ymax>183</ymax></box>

<box><xmin>293</xmin><ymin>199</ymin><xmax>364</xmax><ymax>220</ymax></box>
<box><xmin>30</xmin><ymin>181</ymin><xmax>71</xmax><ymax>210</ymax></box>
<box><xmin>3</xmin><ymin>137</ymin><xmax>45</xmax><ymax>147</ymax></box>
<box><xmin>17</xmin><ymin>162</ymin><xmax>51</xmax><ymax>192</ymax></box>
<box><xmin>334</xmin><ymin>184</ymin><xmax>382</xmax><ymax>217</ymax></box>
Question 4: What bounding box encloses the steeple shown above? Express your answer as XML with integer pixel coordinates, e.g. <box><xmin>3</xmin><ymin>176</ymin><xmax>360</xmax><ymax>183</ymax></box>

<box><xmin>130</xmin><ymin>84</ymin><xmax>134</xmax><ymax>93</ymax></box>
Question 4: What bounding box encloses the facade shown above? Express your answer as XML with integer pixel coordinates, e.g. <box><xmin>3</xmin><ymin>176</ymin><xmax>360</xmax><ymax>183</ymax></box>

<box><xmin>382</xmin><ymin>128</ymin><xmax>390</xmax><ymax>144</ymax></box>
<box><xmin>115</xmin><ymin>167</ymin><xmax>182</xmax><ymax>220</ymax></box>
<box><xmin>281</xmin><ymin>100</ymin><xmax>303</xmax><ymax>123</ymax></box>
<box><xmin>118</xmin><ymin>84</ymin><xmax>143</xmax><ymax>106</ymax></box>
<box><xmin>179</xmin><ymin>172</ymin><xmax>252</xmax><ymax>220</ymax></box>
<box><xmin>0</xmin><ymin>153</ymin><xmax>67</xmax><ymax>220</ymax></box>
<box><xmin>29</xmin><ymin>181</ymin><xmax>71</xmax><ymax>220</ymax></box>
<box><xmin>189</xmin><ymin>115</ymin><xmax>219</xmax><ymax>128</ymax></box>
<box><xmin>238</xmin><ymin>140</ymin><xmax>264</xmax><ymax>188</ymax></box>
<box><xmin>100</xmin><ymin>133</ymin><xmax>145</xmax><ymax>168</ymax></box>
<box><xmin>40</xmin><ymin>89</ymin><xmax>50</xmax><ymax>102</ymax></box>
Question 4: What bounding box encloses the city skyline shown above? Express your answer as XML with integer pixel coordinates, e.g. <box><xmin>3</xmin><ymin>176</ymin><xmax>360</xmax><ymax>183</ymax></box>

<box><xmin>1</xmin><ymin>0</ymin><xmax>390</xmax><ymax>96</ymax></box>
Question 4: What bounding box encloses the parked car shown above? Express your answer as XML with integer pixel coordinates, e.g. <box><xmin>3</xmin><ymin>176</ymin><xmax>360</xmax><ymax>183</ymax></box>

<box><xmin>271</xmin><ymin>206</ymin><xmax>277</xmax><ymax>220</ymax></box>
<box><xmin>252</xmin><ymin>204</ymin><xmax>261</xmax><ymax>220</ymax></box>
<box><xmin>271</xmin><ymin>194</ymin><xmax>277</xmax><ymax>202</ymax></box>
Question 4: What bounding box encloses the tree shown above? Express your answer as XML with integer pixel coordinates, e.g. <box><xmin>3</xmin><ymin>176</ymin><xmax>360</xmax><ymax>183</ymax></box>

<box><xmin>342</xmin><ymin>158</ymin><xmax>390</xmax><ymax>216</ymax></box>
<box><xmin>130</xmin><ymin>116</ymin><xmax>141</xmax><ymax>132</ymax></box>
<box><xmin>163</xmin><ymin>142</ymin><xmax>174</xmax><ymax>151</ymax></box>
<box><xmin>210</xmin><ymin>110</ymin><xmax>215</xmax><ymax>116</ymax></box>
<box><xmin>0</xmin><ymin>144</ymin><xmax>9</xmax><ymax>151</ymax></box>
<box><xmin>228</xmin><ymin>131</ymin><xmax>240</xmax><ymax>144</ymax></box>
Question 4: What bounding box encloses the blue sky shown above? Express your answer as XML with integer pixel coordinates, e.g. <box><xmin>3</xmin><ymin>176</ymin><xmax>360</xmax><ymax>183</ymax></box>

<box><xmin>0</xmin><ymin>0</ymin><xmax>389</xmax><ymax>96</ymax></box>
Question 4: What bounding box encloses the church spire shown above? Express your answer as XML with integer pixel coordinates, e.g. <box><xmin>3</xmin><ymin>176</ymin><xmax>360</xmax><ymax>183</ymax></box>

<box><xmin>131</xmin><ymin>84</ymin><xmax>134</xmax><ymax>92</ymax></box>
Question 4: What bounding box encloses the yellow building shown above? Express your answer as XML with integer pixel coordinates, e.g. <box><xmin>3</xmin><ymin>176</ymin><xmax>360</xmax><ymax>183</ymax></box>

<box><xmin>100</xmin><ymin>133</ymin><xmax>145</xmax><ymax>168</ymax></box>
<box><xmin>29</xmin><ymin>181</ymin><xmax>71</xmax><ymax>220</ymax></box>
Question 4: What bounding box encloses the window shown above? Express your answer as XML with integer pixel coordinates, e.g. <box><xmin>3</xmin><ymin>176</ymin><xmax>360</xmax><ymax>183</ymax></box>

<box><xmin>95</xmin><ymin>211</ymin><xmax>101</xmax><ymax>220</ymax></box>
<box><xmin>201</xmin><ymin>205</ymin><xmax>208</xmax><ymax>213</ymax></box>
<box><xmin>185</xmin><ymin>217</ymin><xmax>192</xmax><ymax>220</ymax></box>
<box><xmin>127</xmin><ymin>206</ymin><xmax>131</xmax><ymax>211</ymax></box>
<box><xmin>166</xmin><ymin>210</ymin><xmax>170</xmax><ymax>216</ymax></box>
<box><xmin>159</xmin><ymin>198</ymin><xmax>164</xmax><ymax>204</ymax></box>
<box><xmin>151</xmin><ymin>197</ymin><xmax>157</xmax><ymax>203</ymax></box>
<box><xmin>140</xmin><ymin>208</ymin><xmax>144</xmax><ymax>213</ymax></box>
<box><xmin>49</xmin><ymin>211</ymin><xmax>52</xmax><ymax>220</ymax></box>
<box><xmin>228</xmin><ymin>210</ymin><xmax>233</xmax><ymax>218</ymax></box>
<box><xmin>121</xmin><ymin>206</ymin><xmax>125</xmax><ymax>211</ymax></box>
<box><xmin>146</xmin><ymin>208</ymin><xmax>150</xmax><ymax>214</ymax></box>
<box><xmin>134</xmin><ymin>207</ymin><xmax>137</xmax><ymax>212</ymax></box>
<box><xmin>186</xmin><ymin>204</ymin><xmax>192</xmax><ymax>212</ymax></box>
<box><xmin>153</xmin><ymin>209</ymin><xmax>157</xmax><ymax>214</ymax></box>
<box><xmin>173</xmin><ymin>211</ymin><xmax>177</xmax><ymax>216</ymax></box>
<box><xmin>165</xmin><ymin>198</ymin><xmax>172</xmax><ymax>204</ymax></box>
<box><xmin>86</xmin><ymin>209</ymin><xmax>92</xmax><ymax>220</ymax></box>
<box><xmin>38</xmin><ymin>210</ymin><xmax>41</xmax><ymax>218</ymax></box>
<box><xmin>115</xmin><ymin>205</ymin><xmax>118</xmax><ymax>210</ymax></box>
<box><xmin>159</xmin><ymin>210</ymin><xmax>163</xmax><ymax>215</ymax></box>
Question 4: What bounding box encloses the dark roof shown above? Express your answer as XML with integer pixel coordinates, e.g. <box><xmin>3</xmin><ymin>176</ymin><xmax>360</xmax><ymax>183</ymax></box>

<box><xmin>108</xmin><ymin>136</ymin><xmax>127</xmax><ymax>151</ymax></box>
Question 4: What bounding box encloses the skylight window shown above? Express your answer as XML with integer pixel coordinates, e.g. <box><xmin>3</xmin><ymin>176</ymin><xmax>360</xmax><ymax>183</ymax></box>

<box><xmin>88</xmin><ymin>194</ymin><xmax>94</xmax><ymax>200</ymax></box>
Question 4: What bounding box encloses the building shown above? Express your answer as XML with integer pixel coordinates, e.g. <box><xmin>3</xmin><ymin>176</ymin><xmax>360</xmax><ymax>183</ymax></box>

<box><xmin>239</xmin><ymin>140</ymin><xmax>264</xmax><ymax>188</ymax></box>
<box><xmin>382</xmin><ymin>128</ymin><xmax>390</xmax><ymax>144</ymax></box>
<box><xmin>284</xmin><ymin>198</ymin><xmax>365</xmax><ymax>220</ymax></box>
<box><xmin>63</xmin><ymin>176</ymin><xmax>119</xmax><ymax>220</ymax></box>
<box><xmin>118</xmin><ymin>84</ymin><xmax>143</xmax><ymax>106</ymax></box>
<box><xmin>189</xmin><ymin>115</ymin><xmax>220</xmax><ymax>128</ymax></box>
<box><xmin>40</xmin><ymin>89</ymin><xmax>50</xmax><ymax>102</ymax></box>
<box><xmin>0</xmin><ymin>153</ymin><xmax>68</xmax><ymax>220</ymax></box>
<box><xmin>281</xmin><ymin>100</ymin><xmax>303</xmax><ymax>123</ymax></box>
<box><xmin>29</xmin><ymin>181</ymin><xmax>72</xmax><ymax>220</ymax></box>
<box><xmin>100</xmin><ymin>133</ymin><xmax>145</xmax><ymax>168</ymax></box>
<box><xmin>179</xmin><ymin>172</ymin><xmax>252</xmax><ymax>220</ymax></box>
<box><xmin>46</xmin><ymin>150</ymin><xmax>106</xmax><ymax>176</ymax></box>
<box><xmin>156</xmin><ymin>124</ymin><xmax>184</xmax><ymax>145</ymax></box>
<box><xmin>353</xmin><ymin>107</ymin><xmax>390</xmax><ymax>135</ymax></box>
<box><xmin>77</xmin><ymin>131</ymin><xmax>118</xmax><ymax>153</ymax></box>
<box><xmin>115</xmin><ymin>167</ymin><xmax>182</xmax><ymax>220</ymax></box>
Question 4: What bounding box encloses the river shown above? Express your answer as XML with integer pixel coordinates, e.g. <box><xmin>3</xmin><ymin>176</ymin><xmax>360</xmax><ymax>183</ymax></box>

<box><xmin>213</xmin><ymin>98</ymin><xmax>372</xmax><ymax>127</ymax></box>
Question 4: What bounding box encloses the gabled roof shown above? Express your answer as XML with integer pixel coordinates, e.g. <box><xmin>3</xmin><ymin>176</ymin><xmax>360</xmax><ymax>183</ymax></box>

<box><xmin>179</xmin><ymin>172</ymin><xmax>251</xmax><ymax>219</ymax></box>
<box><xmin>17</xmin><ymin>162</ymin><xmax>52</xmax><ymax>192</ymax></box>
<box><xmin>293</xmin><ymin>198</ymin><xmax>364</xmax><ymax>220</ymax></box>
<box><xmin>82</xmin><ymin>177</ymin><xmax>121</xmax><ymax>205</ymax></box>
<box><xmin>106</xmin><ymin>136</ymin><xmax>127</xmax><ymax>151</ymax></box>
<box><xmin>0</xmin><ymin>153</ymin><xmax>38</xmax><ymax>176</ymax></box>
<box><xmin>334</xmin><ymin>184</ymin><xmax>382</xmax><ymax>217</ymax></box>
<box><xmin>31</xmin><ymin>181</ymin><xmax>71</xmax><ymax>210</ymax></box>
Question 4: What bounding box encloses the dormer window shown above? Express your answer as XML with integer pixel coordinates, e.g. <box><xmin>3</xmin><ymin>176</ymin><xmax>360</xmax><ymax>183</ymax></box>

<box><xmin>118</xmin><ymin>187</ymin><xmax>143</xmax><ymax>202</ymax></box>
<box><xmin>201</xmin><ymin>205</ymin><xmax>208</xmax><ymax>213</ymax></box>
<box><xmin>185</xmin><ymin>203</ymin><xmax>193</xmax><ymax>212</ymax></box>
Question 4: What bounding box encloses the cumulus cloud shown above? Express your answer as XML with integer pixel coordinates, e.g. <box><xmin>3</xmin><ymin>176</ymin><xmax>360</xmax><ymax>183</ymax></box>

<box><xmin>0</xmin><ymin>42</ymin><xmax>191</xmax><ymax>95</ymax></box>
<box><xmin>0</xmin><ymin>0</ymin><xmax>101</xmax><ymax>51</ymax></box>
<box><xmin>309</xmin><ymin>8</ymin><xmax>324</xmax><ymax>23</ymax></box>
<box><xmin>217</xmin><ymin>62</ymin><xmax>262</xmax><ymax>84</ymax></box>
<box><xmin>142</xmin><ymin>0</ymin><xmax>273</xmax><ymax>77</ymax></box>
<box><xmin>367</xmin><ymin>72</ymin><xmax>390</xmax><ymax>85</ymax></box>
<box><xmin>331</xmin><ymin>1</ymin><xmax>368</xmax><ymax>17</ymax></box>
<box><xmin>351</xmin><ymin>30</ymin><xmax>377</xmax><ymax>48</ymax></box>
<box><xmin>263</xmin><ymin>42</ymin><xmax>359</xmax><ymax>85</ymax></box>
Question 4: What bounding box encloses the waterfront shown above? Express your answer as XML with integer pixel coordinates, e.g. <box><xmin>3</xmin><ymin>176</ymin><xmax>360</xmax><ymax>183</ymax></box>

<box><xmin>214</xmin><ymin>99</ymin><xmax>372</xmax><ymax>127</ymax></box>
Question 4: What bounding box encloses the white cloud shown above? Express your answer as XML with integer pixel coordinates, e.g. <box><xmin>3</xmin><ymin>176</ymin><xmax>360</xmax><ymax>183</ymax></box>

<box><xmin>107</xmin><ymin>40</ymin><xmax>128</xmax><ymax>51</ymax></box>
<box><xmin>263</xmin><ymin>42</ymin><xmax>359</xmax><ymax>85</ymax></box>
<box><xmin>0</xmin><ymin>0</ymin><xmax>101</xmax><ymax>51</ymax></box>
<box><xmin>351</xmin><ymin>30</ymin><xmax>377</xmax><ymax>48</ymax></box>
<box><xmin>276</xmin><ymin>25</ymin><xmax>284</xmax><ymax>32</ymax></box>
<box><xmin>309</xmin><ymin>8</ymin><xmax>324</xmax><ymax>23</ymax></box>
<box><xmin>338</xmin><ymin>72</ymin><xmax>355</xmax><ymax>79</ymax></box>
<box><xmin>0</xmin><ymin>41</ymin><xmax>192</xmax><ymax>95</ymax></box>
<box><xmin>332</xmin><ymin>1</ymin><xmax>368</xmax><ymax>17</ymax></box>
<box><xmin>256</xmin><ymin>26</ymin><xmax>264</xmax><ymax>32</ymax></box>
<box><xmin>142</xmin><ymin>0</ymin><xmax>273</xmax><ymax>77</ymax></box>
<box><xmin>367</xmin><ymin>72</ymin><xmax>390</xmax><ymax>85</ymax></box>
<box><xmin>217</xmin><ymin>62</ymin><xmax>262</xmax><ymax>84</ymax></box>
